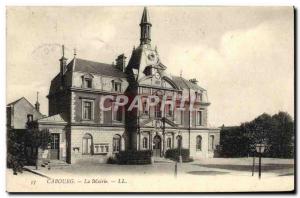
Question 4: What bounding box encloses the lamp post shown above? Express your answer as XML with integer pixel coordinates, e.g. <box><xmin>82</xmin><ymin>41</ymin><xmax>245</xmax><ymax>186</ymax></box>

<box><xmin>178</xmin><ymin>130</ymin><xmax>182</xmax><ymax>163</ymax></box>
<box><xmin>160</xmin><ymin>117</ymin><xmax>166</xmax><ymax>157</ymax></box>
<box><xmin>255</xmin><ymin>143</ymin><xmax>266</xmax><ymax>179</ymax></box>
<box><xmin>250</xmin><ymin>144</ymin><xmax>256</xmax><ymax>176</ymax></box>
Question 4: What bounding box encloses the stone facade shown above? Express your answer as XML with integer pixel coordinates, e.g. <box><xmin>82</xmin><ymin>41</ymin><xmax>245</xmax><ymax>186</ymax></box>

<box><xmin>36</xmin><ymin>7</ymin><xmax>220</xmax><ymax>164</ymax></box>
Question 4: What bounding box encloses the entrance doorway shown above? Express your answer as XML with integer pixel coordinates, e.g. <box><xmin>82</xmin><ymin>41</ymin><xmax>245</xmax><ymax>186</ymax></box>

<box><xmin>50</xmin><ymin>133</ymin><xmax>60</xmax><ymax>160</ymax></box>
<box><xmin>153</xmin><ymin>135</ymin><xmax>161</xmax><ymax>157</ymax></box>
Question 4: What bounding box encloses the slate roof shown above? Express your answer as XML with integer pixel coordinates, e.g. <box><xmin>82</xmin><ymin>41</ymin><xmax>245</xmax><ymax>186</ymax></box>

<box><xmin>37</xmin><ymin>114</ymin><xmax>67</xmax><ymax>125</ymax></box>
<box><xmin>73</xmin><ymin>58</ymin><xmax>126</xmax><ymax>78</ymax></box>
<box><xmin>7</xmin><ymin>97</ymin><xmax>25</xmax><ymax>106</ymax></box>
<box><xmin>48</xmin><ymin>58</ymin><xmax>127</xmax><ymax>95</ymax></box>
<box><xmin>171</xmin><ymin>75</ymin><xmax>206</xmax><ymax>91</ymax></box>
<box><xmin>49</xmin><ymin>74</ymin><xmax>60</xmax><ymax>95</ymax></box>
<box><xmin>140</xmin><ymin>7</ymin><xmax>151</xmax><ymax>24</ymax></box>
<box><xmin>127</xmin><ymin>48</ymin><xmax>143</xmax><ymax>70</ymax></box>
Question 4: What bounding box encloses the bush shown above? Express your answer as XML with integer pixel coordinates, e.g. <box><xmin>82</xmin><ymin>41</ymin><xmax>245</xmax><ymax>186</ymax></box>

<box><xmin>107</xmin><ymin>157</ymin><xmax>118</xmax><ymax>164</ymax></box>
<box><xmin>7</xmin><ymin>129</ymin><xmax>26</xmax><ymax>174</ymax></box>
<box><xmin>116</xmin><ymin>150</ymin><xmax>152</xmax><ymax>165</ymax></box>
<box><xmin>165</xmin><ymin>148</ymin><xmax>192</xmax><ymax>162</ymax></box>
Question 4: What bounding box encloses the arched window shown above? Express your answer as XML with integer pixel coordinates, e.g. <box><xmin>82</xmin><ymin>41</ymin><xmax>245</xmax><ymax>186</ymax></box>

<box><xmin>209</xmin><ymin>135</ymin><xmax>214</xmax><ymax>151</ymax></box>
<box><xmin>176</xmin><ymin>135</ymin><xmax>182</xmax><ymax>149</ymax></box>
<box><xmin>113</xmin><ymin>135</ymin><xmax>121</xmax><ymax>153</ymax></box>
<box><xmin>196</xmin><ymin>136</ymin><xmax>202</xmax><ymax>151</ymax></box>
<box><xmin>142</xmin><ymin>137</ymin><xmax>148</xmax><ymax>149</ymax></box>
<box><xmin>82</xmin><ymin>133</ymin><xmax>93</xmax><ymax>154</ymax></box>
<box><xmin>167</xmin><ymin>137</ymin><xmax>172</xmax><ymax>149</ymax></box>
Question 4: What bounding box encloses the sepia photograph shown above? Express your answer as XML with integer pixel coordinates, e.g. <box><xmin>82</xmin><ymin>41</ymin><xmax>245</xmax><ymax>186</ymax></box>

<box><xmin>6</xmin><ymin>6</ymin><xmax>294</xmax><ymax>192</ymax></box>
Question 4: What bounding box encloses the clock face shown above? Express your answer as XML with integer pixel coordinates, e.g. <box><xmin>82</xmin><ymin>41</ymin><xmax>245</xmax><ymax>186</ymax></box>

<box><xmin>154</xmin><ymin>72</ymin><xmax>161</xmax><ymax>79</ymax></box>
<box><xmin>148</xmin><ymin>52</ymin><xmax>156</xmax><ymax>62</ymax></box>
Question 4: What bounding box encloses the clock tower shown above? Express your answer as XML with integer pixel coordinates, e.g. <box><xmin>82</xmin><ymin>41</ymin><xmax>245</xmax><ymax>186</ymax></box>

<box><xmin>140</xmin><ymin>7</ymin><xmax>152</xmax><ymax>45</ymax></box>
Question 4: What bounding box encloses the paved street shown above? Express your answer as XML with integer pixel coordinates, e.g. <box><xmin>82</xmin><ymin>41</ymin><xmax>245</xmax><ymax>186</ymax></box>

<box><xmin>7</xmin><ymin>158</ymin><xmax>294</xmax><ymax>192</ymax></box>
<box><xmin>22</xmin><ymin>157</ymin><xmax>294</xmax><ymax>177</ymax></box>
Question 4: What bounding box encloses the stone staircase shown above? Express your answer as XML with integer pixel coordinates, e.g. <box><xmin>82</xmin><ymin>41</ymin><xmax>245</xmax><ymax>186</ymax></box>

<box><xmin>41</xmin><ymin>160</ymin><xmax>69</xmax><ymax>169</ymax></box>
<box><xmin>153</xmin><ymin>157</ymin><xmax>174</xmax><ymax>164</ymax></box>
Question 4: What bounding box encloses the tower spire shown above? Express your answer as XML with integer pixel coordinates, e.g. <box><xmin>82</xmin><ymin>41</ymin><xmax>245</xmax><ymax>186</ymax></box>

<box><xmin>62</xmin><ymin>45</ymin><xmax>65</xmax><ymax>57</ymax></box>
<box><xmin>73</xmin><ymin>48</ymin><xmax>77</xmax><ymax>58</ymax></box>
<box><xmin>35</xmin><ymin>91</ymin><xmax>40</xmax><ymax>112</ymax></box>
<box><xmin>140</xmin><ymin>7</ymin><xmax>152</xmax><ymax>45</ymax></box>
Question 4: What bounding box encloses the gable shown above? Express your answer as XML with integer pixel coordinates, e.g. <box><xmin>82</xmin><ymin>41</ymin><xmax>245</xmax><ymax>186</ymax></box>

<box><xmin>141</xmin><ymin>118</ymin><xmax>178</xmax><ymax>128</ymax></box>
<box><xmin>8</xmin><ymin>97</ymin><xmax>43</xmax><ymax>129</ymax></box>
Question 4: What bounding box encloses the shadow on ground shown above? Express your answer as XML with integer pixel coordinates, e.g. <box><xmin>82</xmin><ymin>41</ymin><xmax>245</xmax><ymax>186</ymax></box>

<box><xmin>187</xmin><ymin>171</ymin><xmax>229</xmax><ymax>176</ymax></box>
<box><xmin>278</xmin><ymin>173</ymin><xmax>294</xmax><ymax>177</ymax></box>
<box><xmin>194</xmin><ymin>164</ymin><xmax>294</xmax><ymax>172</ymax></box>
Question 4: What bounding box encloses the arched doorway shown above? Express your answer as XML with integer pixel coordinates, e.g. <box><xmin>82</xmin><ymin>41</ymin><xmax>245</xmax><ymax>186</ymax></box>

<box><xmin>82</xmin><ymin>133</ymin><xmax>93</xmax><ymax>155</ymax></box>
<box><xmin>113</xmin><ymin>134</ymin><xmax>121</xmax><ymax>153</ymax></box>
<box><xmin>153</xmin><ymin>135</ymin><xmax>162</xmax><ymax>157</ymax></box>
<box><xmin>176</xmin><ymin>135</ymin><xmax>182</xmax><ymax>149</ymax></box>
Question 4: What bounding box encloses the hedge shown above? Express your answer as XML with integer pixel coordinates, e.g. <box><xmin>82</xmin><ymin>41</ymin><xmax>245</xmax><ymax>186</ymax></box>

<box><xmin>165</xmin><ymin>148</ymin><xmax>193</xmax><ymax>162</ymax></box>
<box><xmin>116</xmin><ymin>150</ymin><xmax>152</xmax><ymax>165</ymax></box>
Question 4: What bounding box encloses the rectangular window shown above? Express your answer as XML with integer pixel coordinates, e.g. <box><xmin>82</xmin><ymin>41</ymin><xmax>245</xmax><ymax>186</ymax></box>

<box><xmin>197</xmin><ymin>111</ymin><xmax>203</xmax><ymax>126</ymax></box>
<box><xmin>50</xmin><ymin>134</ymin><xmax>59</xmax><ymax>149</ymax></box>
<box><xmin>82</xmin><ymin>100</ymin><xmax>94</xmax><ymax>120</ymax></box>
<box><xmin>199</xmin><ymin>92</ymin><xmax>203</xmax><ymax>101</ymax></box>
<box><xmin>167</xmin><ymin>137</ymin><xmax>172</xmax><ymax>149</ymax></box>
<box><xmin>166</xmin><ymin>104</ymin><xmax>173</xmax><ymax>117</ymax></box>
<box><xmin>155</xmin><ymin>103</ymin><xmax>162</xmax><ymax>118</ymax></box>
<box><xmin>114</xmin><ymin>82</ymin><xmax>122</xmax><ymax>92</ymax></box>
<box><xmin>142</xmin><ymin>100</ymin><xmax>149</xmax><ymax>115</ymax></box>
<box><xmin>113</xmin><ymin>106</ymin><xmax>123</xmax><ymax>122</ymax></box>
<box><xmin>142</xmin><ymin>137</ymin><xmax>148</xmax><ymax>149</ymax></box>
<box><xmin>84</xmin><ymin>79</ymin><xmax>92</xmax><ymax>88</ymax></box>
<box><xmin>179</xmin><ymin>111</ymin><xmax>184</xmax><ymax>125</ymax></box>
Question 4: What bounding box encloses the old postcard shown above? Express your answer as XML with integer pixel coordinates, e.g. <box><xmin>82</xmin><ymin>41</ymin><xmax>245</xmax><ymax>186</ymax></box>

<box><xmin>6</xmin><ymin>6</ymin><xmax>294</xmax><ymax>192</ymax></box>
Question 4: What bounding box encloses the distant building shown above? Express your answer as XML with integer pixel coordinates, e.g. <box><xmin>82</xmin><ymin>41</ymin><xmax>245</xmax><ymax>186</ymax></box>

<box><xmin>7</xmin><ymin>97</ymin><xmax>43</xmax><ymax>131</ymax></box>
<box><xmin>8</xmin><ymin>7</ymin><xmax>220</xmax><ymax>164</ymax></box>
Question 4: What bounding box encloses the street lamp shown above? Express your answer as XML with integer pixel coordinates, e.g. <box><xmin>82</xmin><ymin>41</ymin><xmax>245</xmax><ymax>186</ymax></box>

<box><xmin>255</xmin><ymin>143</ymin><xmax>267</xmax><ymax>179</ymax></box>
<box><xmin>174</xmin><ymin>130</ymin><xmax>182</xmax><ymax>178</ymax></box>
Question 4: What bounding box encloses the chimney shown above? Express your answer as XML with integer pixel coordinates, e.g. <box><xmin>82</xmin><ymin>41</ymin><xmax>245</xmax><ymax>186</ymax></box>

<box><xmin>35</xmin><ymin>92</ymin><xmax>40</xmax><ymax>112</ymax></box>
<box><xmin>60</xmin><ymin>45</ymin><xmax>68</xmax><ymax>87</ymax></box>
<box><xmin>189</xmin><ymin>78</ymin><xmax>198</xmax><ymax>84</ymax></box>
<box><xmin>115</xmin><ymin>54</ymin><xmax>127</xmax><ymax>72</ymax></box>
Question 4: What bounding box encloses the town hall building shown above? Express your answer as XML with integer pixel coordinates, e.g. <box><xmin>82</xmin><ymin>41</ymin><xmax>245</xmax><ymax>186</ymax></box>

<box><xmin>8</xmin><ymin>7</ymin><xmax>220</xmax><ymax>164</ymax></box>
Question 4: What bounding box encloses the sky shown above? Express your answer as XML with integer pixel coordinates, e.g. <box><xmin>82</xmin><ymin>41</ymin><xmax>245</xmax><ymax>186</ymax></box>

<box><xmin>6</xmin><ymin>6</ymin><xmax>294</xmax><ymax>126</ymax></box>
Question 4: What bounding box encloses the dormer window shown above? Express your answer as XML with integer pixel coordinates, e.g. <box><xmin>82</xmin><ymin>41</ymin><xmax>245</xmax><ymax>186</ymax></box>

<box><xmin>114</xmin><ymin>82</ymin><xmax>121</xmax><ymax>92</ymax></box>
<box><xmin>112</xmin><ymin>79</ymin><xmax>122</xmax><ymax>92</ymax></box>
<box><xmin>195</xmin><ymin>91</ymin><xmax>203</xmax><ymax>102</ymax></box>
<box><xmin>84</xmin><ymin>79</ymin><xmax>92</xmax><ymax>88</ymax></box>
<box><xmin>82</xmin><ymin>74</ymin><xmax>93</xmax><ymax>89</ymax></box>
<box><xmin>199</xmin><ymin>92</ymin><xmax>203</xmax><ymax>101</ymax></box>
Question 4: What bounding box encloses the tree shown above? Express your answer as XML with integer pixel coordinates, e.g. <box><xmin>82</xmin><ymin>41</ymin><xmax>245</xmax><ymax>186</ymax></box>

<box><xmin>220</xmin><ymin>112</ymin><xmax>294</xmax><ymax>158</ymax></box>
<box><xmin>268</xmin><ymin>112</ymin><xmax>294</xmax><ymax>158</ymax></box>
<box><xmin>7</xmin><ymin>121</ymin><xmax>51</xmax><ymax>174</ymax></box>
<box><xmin>220</xmin><ymin>126</ymin><xmax>249</xmax><ymax>157</ymax></box>
<box><xmin>25</xmin><ymin>121</ymin><xmax>51</xmax><ymax>169</ymax></box>
<box><xmin>7</xmin><ymin>129</ymin><xmax>26</xmax><ymax>175</ymax></box>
